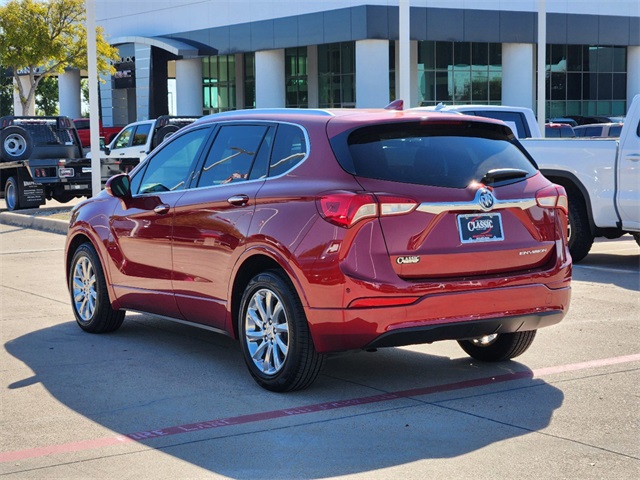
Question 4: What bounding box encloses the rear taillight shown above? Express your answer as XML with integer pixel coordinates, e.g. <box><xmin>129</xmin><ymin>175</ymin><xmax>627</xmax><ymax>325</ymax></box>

<box><xmin>536</xmin><ymin>185</ymin><xmax>568</xmax><ymax>214</ymax></box>
<box><xmin>316</xmin><ymin>192</ymin><xmax>417</xmax><ymax>228</ymax></box>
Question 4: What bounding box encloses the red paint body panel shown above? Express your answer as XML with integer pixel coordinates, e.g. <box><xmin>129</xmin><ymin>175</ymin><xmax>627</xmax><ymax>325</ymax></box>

<box><xmin>65</xmin><ymin>108</ymin><xmax>572</xmax><ymax>354</ymax></box>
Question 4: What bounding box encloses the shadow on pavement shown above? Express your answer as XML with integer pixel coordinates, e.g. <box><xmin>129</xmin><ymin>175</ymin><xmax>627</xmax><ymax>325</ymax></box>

<box><xmin>5</xmin><ymin>315</ymin><xmax>564</xmax><ymax>478</ymax></box>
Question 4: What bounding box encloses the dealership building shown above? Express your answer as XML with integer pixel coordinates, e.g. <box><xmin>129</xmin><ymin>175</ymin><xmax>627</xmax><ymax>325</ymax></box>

<box><xmin>42</xmin><ymin>0</ymin><xmax>640</xmax><ymax>126</ymax></box>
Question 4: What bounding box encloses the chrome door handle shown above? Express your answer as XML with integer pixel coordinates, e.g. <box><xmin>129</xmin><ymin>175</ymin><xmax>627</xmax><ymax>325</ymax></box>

<box><xmin>626</xmin><ymin>153</ymin><xmax>640</xmax><ymax>162</ymax></box>
<box><xmin>153</xmin><ymin>204</ymin><xmax>170</xmax><ymax>214</ymax></box>
<box><xmin>227</xmin><ymin>195</ymin><xmax>249</xmax><ymax>206</ymax></box>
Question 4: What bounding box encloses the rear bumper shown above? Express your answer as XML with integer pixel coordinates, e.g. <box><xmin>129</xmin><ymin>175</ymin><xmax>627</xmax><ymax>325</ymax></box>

<box><xmin>305</xmin><ymin>284</ymin><xmax>571</xmax><ymax>353</ymax></box>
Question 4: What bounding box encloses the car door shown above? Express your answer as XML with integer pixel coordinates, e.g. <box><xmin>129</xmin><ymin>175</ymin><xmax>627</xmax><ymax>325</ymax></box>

<box><xmin>617</xmin><ymin>115</ymin><xmax>640</xmax><ymax>229</ymax></box>
<box><xmin>171</xmin><ymin>123</ymin><xmax>273</xmax><ymax>329</ymax></box>
<box><xmin>107</xmin><ymin>126</ymin><xmax>212</xmax><ymax>318</ymax></box>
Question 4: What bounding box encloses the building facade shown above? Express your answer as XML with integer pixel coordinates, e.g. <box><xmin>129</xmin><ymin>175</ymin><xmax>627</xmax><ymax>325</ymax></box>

<box><xmin>53</xmin><ymin>0</ymin><xmax>640</xmax><ymax>126</ymax></box>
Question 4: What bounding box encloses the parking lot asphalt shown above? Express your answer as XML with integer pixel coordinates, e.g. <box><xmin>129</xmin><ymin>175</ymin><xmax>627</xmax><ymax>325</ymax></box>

<box><xmin>0</xmin><ymin>223</ymin><xmax>638</xmax><ymax>479</ymax></box>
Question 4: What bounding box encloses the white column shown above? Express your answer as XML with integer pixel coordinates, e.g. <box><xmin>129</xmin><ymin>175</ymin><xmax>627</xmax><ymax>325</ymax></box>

<box><xmin>627</xmin><ymin>46</ymin><xmax>640</xmax><ymax>106</ymax></box>
<box><xmin>307</xmin><ymin>45</ymin><xmax>319</xmax><ymax>108</ymax></box>
<box><xmin>13</xmin><ymin>76</ymin><xmax>35</xmax><ymax>116</ymax></box>
<box><xmin>502</xmin><ymin>43</ymin><xmax>535</xmax><ymax>110</ymax></box>
<box><xmin>135</xmin><ymin>43</ymin><xmax>151</xmax><ymax>121</ymax></box>
<box><xmin>255</xmin><ymin>49</ymin><xmax>285</xmax><ymax>108</ymax></box>
<box><xmin>398</xmin><ymin>0</ymin><xmax>410</xmax><ymax>107</ymax></box>
<box><xmin>356</xmin><ymin>39</ymin><xmax>389</xmax><ymax>108</ymax></box>
<box><xmin>175</xmin><ymin>58</ymin><xmax>203</xmax><ymax>116</ymax></box>
<box><xmin>536</xmin><ymin>0</ymin><xmax>547</xmax><ymax>135</ymax></box>
<box><xmin>58</xmin><ymin>69</ymin><xmax>82</xmax><ymax>119</ymax></box>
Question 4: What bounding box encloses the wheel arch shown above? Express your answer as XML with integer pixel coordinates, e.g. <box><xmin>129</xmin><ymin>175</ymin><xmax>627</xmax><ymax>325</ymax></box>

<box><xmin>228</xmin><ymin>249</ymin><xmax>308</xmax><ymax>340</ymax></box>
<box><xmin>66</xmin><ymin>229</ymin><xmax>122</xmax><ymax>311</ymax></box>
<box><xmin>540</xmin><ymin>169</ymin><xmax>596</xmax><ymax>235</ymax></box>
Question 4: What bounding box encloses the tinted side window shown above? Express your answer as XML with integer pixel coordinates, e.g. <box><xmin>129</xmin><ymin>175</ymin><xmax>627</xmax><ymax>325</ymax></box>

<box><xmin>469</xmin><ymin>111</ymin><xmax>530</xmax><ymax>139</ymax></box>
<box><xmin>136</xmin><ymin>128</ymin><xmax>209</xmax><ymax>194</ymax></box>
<box><xmin>113</xmin><ymin>126</ymin><xmax>133</xmax><ymax>149</ymax></box>
<box><xmin>343</xmin><ymin>122</ymin><xmax>537</xmax><ymax>189</ymax></box>
<box><xmin>584</xmin><ymin>126</ymin><xmax>602</xmax><ymax>136</ymax></box>
<box><xmin>198</xmin><ymin>125</ymin><xmax>268</xmax><ymax>186</ymax></box>
<box><xmin>609</xmin><ymin>125</ymin><xmax>622</xmax><ymax>137</ymax></box>
<box><xmin>269</xmin><ymin>124</ymin><xmax>307</xmax><ymax>176</ymax></box>
<box><xmin>132</xmin><ymin>123</ymin><xmax>151</xmax><ymax>146</ymax></box>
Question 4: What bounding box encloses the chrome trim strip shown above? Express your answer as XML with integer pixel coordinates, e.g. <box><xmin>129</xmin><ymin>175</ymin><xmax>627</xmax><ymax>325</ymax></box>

<box><xmin>416</xmin><ymin>197</ymin><xmax>537</xmax><ymax>215</ymax></box>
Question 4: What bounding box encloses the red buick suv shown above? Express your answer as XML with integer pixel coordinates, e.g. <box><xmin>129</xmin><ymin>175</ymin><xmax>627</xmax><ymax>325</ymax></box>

<box><xmin>65</xmin><ymin>107</ymin><xmax>572</xmax><ymax>391</ymax></box>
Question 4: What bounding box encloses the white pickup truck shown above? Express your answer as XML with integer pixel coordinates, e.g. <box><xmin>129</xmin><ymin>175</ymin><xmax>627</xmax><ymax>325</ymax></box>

<box><xmin>520</xmin><ymin>95</ymin><xmax>640</xmax><ymax>262</ymax></box>
<box><xmin>418</xmin><ymin>99</ymin><xmax>640</xmax><ymax>262</ymax></box>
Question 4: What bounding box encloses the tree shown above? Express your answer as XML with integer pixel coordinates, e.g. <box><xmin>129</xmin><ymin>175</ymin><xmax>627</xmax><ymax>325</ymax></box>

<box><xmin>36</xmin><ymin>75</ymin><xmax>58</xmax><ymax>115</ymax></box>
<box><xmin>0</xmin><ymin>0</ymin><xmax>119</xmax><ymax>115</ymax></box>
<box><xmin>0</xmin><ymin>66</ymin><xmax>14</xmax><ymax>116</ymax></box>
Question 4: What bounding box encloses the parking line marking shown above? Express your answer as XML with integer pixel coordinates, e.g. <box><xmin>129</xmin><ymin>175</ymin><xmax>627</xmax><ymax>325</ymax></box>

<box><xmin>2</xmin><ymin>353</ymin><xmax>639</xmax><ymax>464</ymax></box>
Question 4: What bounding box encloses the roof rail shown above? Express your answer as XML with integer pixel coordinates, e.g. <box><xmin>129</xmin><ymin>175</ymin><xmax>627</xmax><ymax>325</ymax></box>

<box><xmin>203</xmin><ymin>108</ymin><xmax>335</xmax><ymax>119</ymax></box>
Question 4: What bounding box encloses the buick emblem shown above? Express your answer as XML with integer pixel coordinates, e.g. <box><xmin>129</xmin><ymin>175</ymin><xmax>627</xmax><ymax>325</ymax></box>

<box><xmin>477</xmin><ymin>188</ymin><xmax>495</xmax><ymax>212</ymax></box>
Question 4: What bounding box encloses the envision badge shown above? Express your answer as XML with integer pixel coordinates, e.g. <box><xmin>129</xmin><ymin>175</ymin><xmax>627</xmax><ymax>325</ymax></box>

<box><xmin>396</xmin><ymin>256</ymin><xmax>420</xmax><ymax>265</ymax></box>
<box><xmin>519</xmin><ymin>248</ymin><xmax>548</xmax><ymax>256</ymax></box>
<box><xmin>477</xmin><ymin>188</ymin><xmax>495</xmax><ymax>212</ymax></box>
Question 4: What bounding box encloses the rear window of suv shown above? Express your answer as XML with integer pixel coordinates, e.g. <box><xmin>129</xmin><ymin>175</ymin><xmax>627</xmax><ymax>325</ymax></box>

<box><xmin>337</xmin><ymin>121</ymin><xmax>537</xmax><ymax>189</ymax></box>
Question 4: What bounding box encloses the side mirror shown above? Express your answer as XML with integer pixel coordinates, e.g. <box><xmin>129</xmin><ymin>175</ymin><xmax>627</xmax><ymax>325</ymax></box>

<box><xmin>105</xmin><ymin>174</ymin><xmax>131</xmax><ymax>198</ymax></box>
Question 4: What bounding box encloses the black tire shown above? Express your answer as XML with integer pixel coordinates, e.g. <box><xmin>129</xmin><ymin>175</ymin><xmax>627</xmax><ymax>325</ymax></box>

<box><xmin>633</xmin><ymin>233</ymin><xmax>640</xmax><ymax>248</ymax></box>
<box><xmin>69</xmin><ymin>243</ymin><xmax>125</xmax><ymax>333</ymax></box>
<box><xmin>4</xmin><ymin>176</ymin><xmax>22</xmax><ymax>211</ymax></box>
<box><xmin>238</xmin><ymin>270</ymin><xmax>324</xmax><ymax>392</ymax></box>
<box><xmin>152</xmin><ymin>125</ymin><xmax>179</xmax><ymax>149</ymax></box>
<box><xmin>1</xmin><ymin>126</ymin><xmax>33</xmax><ymax>161</ymax></box>
<box><xmin>566</xmin><ymin>189</ymin><xmax>593</xmax><ymax>263</ymax></box>
<box><xmin>457</xmin><ymin>330</ymin><xmax>537</xmax><ymax>362</ymax></box>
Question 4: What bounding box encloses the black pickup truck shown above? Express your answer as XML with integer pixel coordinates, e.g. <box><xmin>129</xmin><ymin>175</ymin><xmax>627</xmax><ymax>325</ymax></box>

<box><xmin>0</xmin><ymin>116</ymin><xmax>92</xmax><ymax>211</ymax></box>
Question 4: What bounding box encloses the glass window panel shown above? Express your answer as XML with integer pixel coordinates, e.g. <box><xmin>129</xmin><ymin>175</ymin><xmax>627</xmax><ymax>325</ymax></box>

<box><xmin>269</xmin><ymin>124</ymin><xmax>307</xmax><ymax>176</ymax></box>
<box><xmin>435</xmin><ymin>71</ymin><xmax>450</xmax><ymax>100</ymax></box>
<box><xmin>489</xmin><ymin>43</ymin><xmax>502</xmax><ymax>66</ymax></box>
<box><xmin>567</xmin><ymin>73</ymin><xmax>582</xmax><ymax>100</ymax></box>
<box><xmin>419</xmin><ymin>41</ymin><xmax>435</xmax><ymax>69</ymax></box>
<box><xmin>583</xmin><ymin>73</ymin><xmax>597</xmax><ymax>100</ymax></box>
<box><xmin>612</xmin><ymin>73</ymin><xmax>626</xmax><ymax>99</ymax></box>
<box><xmin>420</xmin><ymin>71</ymin><xmax>436</xmax><ymax>102</ymax></box>
<box><xmin>611</xmin><ymin>101</ymin><xmax>626</xmax><ymax>115</ymax></box>
<box><xmin>584</xmin><ymin>100</ymin><xmax>597</xmax><ymax>115</ymax></box>
<box><xmin>613</xmin><ymin>47</ymin><xmax>626</xmax><ymax>72</ymax></box>
<box><xmin>597</xmin><ymin>72</ymin><xmax>612</xmax><ymax>100</ymax></box>
<box><xmin>550</xmin><ymin>72</ymin><xmax>567</xmax><ymax>100</ymax></box>
<box><xmin>596</xmin><ymin>101</ymin><xmax>611</xmax><ymax>115</ymax></box>
<box><xmin>549</xmin><ymin>101</ymin><xmax>565</xmax><ymax>119</ymax></box>
<box><xmin>454</xmin><ymin>42</ymin><xmax>471</xmax><ymax>66</ymax></box>
<box><xmin>435</xmin><ymin>42</ymin><xmax>453</xmax><ymax>69</ymax></box>
<box><xmin>471</xmin><ymin>43</ymin><xmax>488</xmax><ymax>68</ymax></box>
<box><xmin>596</xmin><ymin>47</ymin><xmax>614</xmax><ymax>72</ymax></box>
<box><xmin>471</xmin><ymin>71</ymin><xmax>488</xmax><ymax>101</ymax></box>
<box><xmin>453</xmin><ymin>70</ymin><xmax>471</xmax><ymax>101</ymax></box>
<box><xmin>550</xmin><ymin>44</ymin><xmax>567</xmax><ymax>70</ymax></box>
<box><xmin>342</xmin><ymin>74</ymin><xmax>355</xmax><ymax>105</ymax></box>
<box><xmin>489</xmin><ymin>70</ymin><xmax>501</xmax><ymax>101</ymax></box>
<box><xmin>566</xmin><ymin>101</ymin><xmax>581</xmax><ymax>115</ymax></box>
<box><xmin>341</xmin><ymin>42</ymin><xmax>355</xmax><ymax>74</ymax></box>
<box><xmin>317</xmin><ymin>45</ymin><xmax>329</xmax><ymax>73</ymax></box>
<box><xmin>199</xmin><ymin>125</ymin><xmax>268</xmax><ymax>186</ymax></box>
<box><xmin>138</xmin><ymin>128</ymin><xmax>209</xmax><ymax>194</ymax></box>
<box><xmin>567</xmin><ymin>45</ymin><xmax>582</xmax><ymax>71</ymax></box>
<box><xmin>586</xmin><ymin>46</ymin><xmax>599</xmax><ymax>72</ymax></box>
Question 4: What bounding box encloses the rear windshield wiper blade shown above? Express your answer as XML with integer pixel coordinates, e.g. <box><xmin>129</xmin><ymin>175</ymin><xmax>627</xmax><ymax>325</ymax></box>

<box><xmin>480</xmin><ymin>168</ymin><xmax>529</xmax><ymax>185</ymax></box>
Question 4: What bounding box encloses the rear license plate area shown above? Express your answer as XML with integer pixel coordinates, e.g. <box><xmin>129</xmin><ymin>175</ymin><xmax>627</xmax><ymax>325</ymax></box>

<box><xmin>458</xmin><ymin>213</ymin><xmax>504</xmax><ymax>243</ymax></box>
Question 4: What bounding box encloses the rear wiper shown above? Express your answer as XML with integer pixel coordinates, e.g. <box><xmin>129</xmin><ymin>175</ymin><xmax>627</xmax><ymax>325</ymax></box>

<box><xmin>480</xmin><ymin>168</ymin><xmax>529</xmax><ymax>185</ymax></box>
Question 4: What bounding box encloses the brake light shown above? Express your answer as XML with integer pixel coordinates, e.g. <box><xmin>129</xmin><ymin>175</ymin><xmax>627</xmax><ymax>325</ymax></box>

<box><xmin>536</xmin><ymin>185</ymin><xmax>568</xmax><ymax>214</ymax></box>
<box><xmin>316</xmin><ymin>192</ymin><xmax>418</xmax><ymax>228</ymax></box>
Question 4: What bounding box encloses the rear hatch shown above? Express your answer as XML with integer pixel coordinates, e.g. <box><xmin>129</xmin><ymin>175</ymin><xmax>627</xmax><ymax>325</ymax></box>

<box><xmin>331</xmin><ymin>119</ymin><xmax>558</xmax><ymax>279</ymax></box>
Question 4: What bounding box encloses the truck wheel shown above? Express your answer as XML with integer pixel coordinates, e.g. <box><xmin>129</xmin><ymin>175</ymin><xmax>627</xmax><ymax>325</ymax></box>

<box><xmin>238</xmin><ymin>270</ymin><xmax>324</xmax><ymax>392</ymax></box>
<box><xmin>152</xmin><ymin>125</ymin><xmax>179</xmax><ymax>149</ymax></box>
<box><xmin>1</xmin><ymin>126</ymin><xmax>33</xmax><ymax>161</ymax></box>
<box><xmin>457</xmin><ymin>330</ymin><xmax>537</xmax><ymax>362</ymax></box>
<box><xmin>567</xmin><ymin>190</ymin><xmax>594</xmax><ymax>263</ymax></box>
<box><xmin>69</xmin><ymin>242</ymin><xmax>125</xmax><ymax>333</ymax></box>
<box><xmin>633</xmin><ymin>233</ymin><xmax>640</xmax><ymax>248</ymax></box>
<box><xmin>4</xmin><ymin>176</ymin><xmax>22</xmax><ymax>211</ymax></box>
